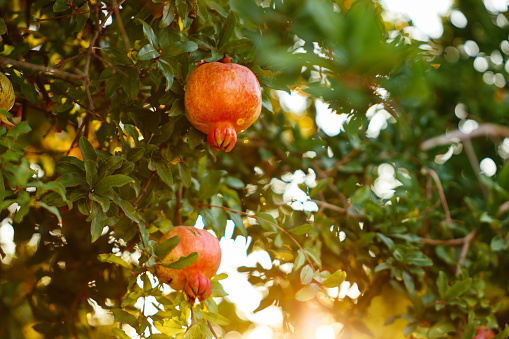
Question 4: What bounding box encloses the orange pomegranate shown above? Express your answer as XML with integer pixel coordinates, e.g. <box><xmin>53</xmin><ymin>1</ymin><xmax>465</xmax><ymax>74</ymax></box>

<box><xmin>155</xmin><ymin>226</ymin><xmax>221</xmax><ymax>303</ymax></box>
<box><xmin>184</xmin><ymin>59</ymin><xmax>262</xmax><ymax>152</ymax></box>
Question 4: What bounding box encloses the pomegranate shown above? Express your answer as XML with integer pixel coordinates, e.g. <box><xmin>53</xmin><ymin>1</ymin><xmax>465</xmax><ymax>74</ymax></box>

<box><xmin>0</xmin><ymin>72</ymin><xmax>15</xmax><ymax>111</ymax></box>
<box><xmin>474</xmin><ymin>326</ymin><xmax>495</xmax><ymax>339</ymax></box>
<box><xmin>155</xmin><ymin>226</ymin><xmax>221</xmax><ymax>303</ymax></box>
<box><xmin>184</xmin><ymin>59</ymin><xmax>262</xmax><ymax>152</ymax></box>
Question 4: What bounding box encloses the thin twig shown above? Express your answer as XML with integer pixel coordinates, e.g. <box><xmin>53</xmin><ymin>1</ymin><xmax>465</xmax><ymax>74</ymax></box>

<box><xmin>134</xmin><ymin>172</ymin><xmax>155</xmax><ymax>206</ymax></box>
<box><xmin>0</xmin><ymin>56</ymin><xmax>85</xmax><ymax>81</ymax></box>
<box><xmin>50</xmin><ymin>83</ymin><xmax>117</xmax><ymax>131</ymax></box>
<box><xmin>456</xmin><ymin>230</ymin><xmax>476</xmax><ymax>276</ymax></box>
<box><xmin>66</xmin><ymin>115</ymin><xmax>88</xmax><ymax>156</ymax></box>
<box><xmin>30</xmin><ymin>7</ymin><xmax>112</xmax><ymax>23</ymax></box>
<box><xmin>420</xmin><ymin>123</ymin><xmax>509</xmax><ymax>151</ymax></box>
<box><xmin>207</xmin><ymin>321</ymin><xmax>218</xmax><ymax>339</ymax></box>
<box><xmin>419</xmin><ymin>229</ymin><xmax>475</xmax><ymax>246</ymax></box>
<box><xmin>310</xmin><ymin>199</ymin><xmax>364</xmax><ymax>220</ymax></box>
<box><xmin>88</xmin><ymin>50</ymin><xmax>128</xmax><ymax>77</ymax></box>
<box><xmin>112</xmin><ymin>0</ymin><xmax>131</xmax><ymax>50</ymax></box>
<box><xmin>325</xmin><ymin>146</ymin><xmax>361</xmax><ymax>176</ymax></box>
<box><xmin>422</xmin><ymin>168</ymin><xmax>452</xmax><ymax>226</ymax></box>
<box><xmin>463</xmin><ymin>138</ymin><xmax>489</xmax><ymax>197</ymax></box>
<box><xmin>196</xmin><ymin>203</ymin><xmax>316</xmax><ymax>271</ymax></box>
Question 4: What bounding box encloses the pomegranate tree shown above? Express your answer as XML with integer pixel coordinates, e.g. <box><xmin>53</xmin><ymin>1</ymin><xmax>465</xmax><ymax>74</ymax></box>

<box><xmin>184</xmin><ymin>58</ymin><xmax>262</xmax><ymax>152</ymax></box>
<box><xmin>155</xmin><ymin>226</ymin><xmax>221</xmax><ymax>303</ymax></box>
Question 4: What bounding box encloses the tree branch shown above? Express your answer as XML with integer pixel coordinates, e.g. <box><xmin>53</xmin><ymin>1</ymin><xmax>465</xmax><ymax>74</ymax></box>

<box><xmin>196</xmin><ymin>203</ymin><xmax>316</xmax><ymax>271</ymax></box>
<box><xmin>422</xmin><ymin>168</ymin><xmax>452</xmax><ymax>226</ymax></box>
<box><xmin>0</xmin><ymin>56</ymin><xmax>85</xmax><ymax>81</ymax></box>
<box><xmin>419</xmin><ymin>229</ymin><xmax>476</xmax><ymax>246</ymax></box>
<box><xmin>420</xmin><ymin>123</ymin><xmax>509</xmax><ymax>151</ymax></box>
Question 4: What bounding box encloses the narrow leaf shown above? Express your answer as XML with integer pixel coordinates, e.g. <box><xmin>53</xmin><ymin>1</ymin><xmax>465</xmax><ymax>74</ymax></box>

<box><xmin>288</xmin><ymin>223</ymin><xmax>313</xmax><ymax>235</ymax></box>
<box><xmin>322</xmin><ymin>269</ymin><xmax>347</xmax><ymax>288</ymax></box>
<box><xmin>161</xmin><ymin>252</ymin><xmax>198</xmax><ymax>269</ymax></box>
<box><xmin>97</xmin><ymin>253</ymin><xmax>132</xmax><ymax>269</ymax></box>
<box><xmin>79</xmin><ymin>136</ymin><xmax>97</xmax><ymax>163</ymax></box>
<box><xmin>295</xmin><ymin>283</ymin><xmax>319</xmax><ymax>301</ymax></box>
<box><xmin>218</xmin><ymin>10</ymin><xmax>237</xmax><ymax>49</ymax></box>
<box><xmin>95</xmin><ymin>174</ymin><xmax>134</xmax><ymax>195</ymax></box>
<box><xmin>138</xmin><ymin>19</ymin><xmax>158</xmax><ymax>47</ymax></box>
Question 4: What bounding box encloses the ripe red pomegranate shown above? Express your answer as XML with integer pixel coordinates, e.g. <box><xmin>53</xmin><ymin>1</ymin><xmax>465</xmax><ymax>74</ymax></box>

<box><xmin>184</xmin><ymin>58</ymin><xmax>262</xmax><ymax>152</ymax></box>
<box><xmin>474</xmin><ymin>326</ymin><xmax>495</xmax><ymax>339</ymax></box>
<box><xmin>155</xmin><ymin>226</ymin><xmax>221</xmax><ymax>303</ymax></box>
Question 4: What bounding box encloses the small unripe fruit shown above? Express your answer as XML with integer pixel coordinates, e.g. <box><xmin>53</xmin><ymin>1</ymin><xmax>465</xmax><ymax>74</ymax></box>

<box><xmin>155</xmin><ymin>226</ymin><xmax>221</xmax><ymax>303</ymax></box>
<box><xmin>0</xmin><ymin>72</ymin><xmax>15</xmax><ymax>111</ymax></box>
<box><xmin>184</xmin><ymin>60</ymin><xmax>262</xmax><ymax>152</ymax></box>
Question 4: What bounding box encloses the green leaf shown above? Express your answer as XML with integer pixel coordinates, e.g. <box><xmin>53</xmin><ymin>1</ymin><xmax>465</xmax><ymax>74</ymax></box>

<box><xmin>178</xmin><ymin>162</ymin><xmax>191</xmax><ymax>188</ymax></box>
<box><xmin>36</xmin><ymin>201</ymin><xmax>62</xmax><ymax>223</ymax></box>
<box><xmin>56</xmin><ymin>172</ymin><xmax>87</xmax><ymax>187</ymax></box>
<box><xmin>428</xmin><ymin>321</ymin><xmax>456</xmax><ymax>338</ymax></box>
<box><xmin>224</xmin><ymin>176</ymin><xmax>244</xmax><ymax>189</ymax></box>
<box><xmin>437</xmin><ymin>271</ymin><xmax>448</xmax><ymax>298</ymax></box>
<box><xmin>300</xmin><ymin>264</ymin><xmax>314</xmax><ymax>285</ymax></box>
<box><xmin>158</xmin><ymin>60</ymin><xmax>174</xmax><ymax>91</ymax></box>
<box><xmin>0</xmin><ymin>18</ymin><xmax>7</xmax><ymax>35</ymax></box>
<box><xmin>256</xmin><ymin>212</ymin><xmax>278</xmax><ymax>232</ymax></box>
<box><xmin>168</xmin><ymin>98</ymin><xmax>184</xmax><ymax>116</ymax></box>
<box><xmin>123</xmin><ymin>67</ymin><xmax>140</xmax><ymax>100</ymax></box>
<box><xmin>161</xmin><ymin>252</ymin><xmax>198</xmax><ymax>269</ymax></box>
<box><xmin>154</xmin><ymin>235</ymin><xmax>180</xmax><ymax>258</ymax></box>
<box><xmin>111</xmin><ymin>308</ymin><xmax>137</xmax><ymax>327</ymax></box>
<box><xmin>138</xmin><ymin>19</ymin><xmax>158</xmax><ymax>48</ymax></box>
<box><xmin>202</xmin><ymin>311</ymin><xmax>230</xmax><ymax>326</ymax></box>
<box><xmin>494</xmin><ymin>324</ymin><xmax>509</xmax><ymax>339</ymax></box>
<box><xmin>288</xmin><ymin>223</ymin><xmax>313</xmax><ymax>235</ymax></box>
<box><xmin>445</xmin><ymin>278</ymin><xmax>472</xmax><ymax>300</ymax></box>
<box><xmin>211</xmin><ymin>280</ymin><xmax>228</xmax><ymax>297</ymax></box>
<box><xmin>138</xmin><ymin>222</ymin><xmax>151</xmax><ymax>250</ymax></box>
<box><xmin>53</xmin><ymin>0</ymin><xmax>68</xmax><ymax>12</ymax></box>
<box><xmin>97</xmin><ymin>253</ymin><xmax>132</xmax><ymax>269</ymax></box>
<box><xmin>377</xmin><ymin>233</ymin><xmax>394</xmax><ymax>250</ymax></box>
<box><xmin>84</xmin><ymin>159</ymin><xmax>98</xmax><ymax>187</ymax></box>
<box><xmin>153</xmin><ymin>319</ymin><xmax>184</xmax><ymax>337</ymax></box>
<box><xmin>116</xmin><ymin>199</ymin><xmax>140</xmax><ymax>223</ymax></box>
<box><xmin>222</xmin><ymin>38</ymin><xmax>252</xmax><ymax>54</ymax></box>
<box><xmin>176</xmin><ymin>0</ymin><xmax>189</xmax><ymax>19</ymax></box>
<box><xmin>228</xmin><ymin>210</ymin><xmax>247</xmax><ymax>236</ymax></box>
<box><xmin>74</xmin><ymin>3</ymin><xmax>90</xmax><ymax>32</ymax></box>
<box><xmin>79</xmin><ymin>136</ymin><xmax>97</xmax><ymax>163</ymax></box>
<box><xmin>138</xmin><ymin>44</ymin><xmax>160</xmax><ymax>61</ymax></box>
<box><xmin>491</xmin><ymin>234</ymin><xmax>508</xmax><ymax>251</ymax></box>
<box><xmin>112</xmin><ymin>328</ymin><xmax>131</xmax><ymax>339</ymax></box>
<box><xmin>184</xmin><ymin>324</ymin><xmax>207</xmax><ymax>339</ymax></box>
<box><xmin>199</xmin><ymin>170</ymin><xmax>225</xmax><ymax>199</ymax></box>
<box><xmin>95</xmin><ymin>174</ymin><xmax>134</xmax><ymax>195</ymax></box>
<box><xmin>154</xmin><ymin>161</ymin><xmax>173</xmax><ymax>187</ymax></box>
<box><xmin>90</xmin><ymin>202</ymin><xmax>106</xmax><ymax>242</ymax></box>
<box><xmin>293</xmin><ymin>249</ymin><xmax>306</xmax><ymax>272</ymax></box>
<box><xmin>89</xmin><ymin>193</ymin><xmax>111</xmax><ymax>213</ymax></box>
<box><xmin>159</xmin><ymin>2</ymin><xmax>176</xmax><ymax>28</ymax></box>
<box><xmin>295</xmin><ymin>283</ymin><xmax>319</xmax><ymax>301</ymax></box>
<box><xmin>322</xmin><ymin>269</ymin><xmax>347</xmax><ymax>288</ymax></box>
<box><xmin>7</xmin><ymin>121</ymin><xmax>31</xmax><ymax>139</ymax></box>
<box><xmin>218</xmin><ymin>10</ymin><xmax>237</xmax><ymax>49</ymax></box>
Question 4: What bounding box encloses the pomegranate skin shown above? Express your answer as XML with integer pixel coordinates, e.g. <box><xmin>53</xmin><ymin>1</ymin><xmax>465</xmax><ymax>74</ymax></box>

<box><xmin>184</xmin><ymin>62</ymin><xmax>262</xmax><ymax>152</ymax></box>
<box><xmin>155</xmin><ymin>226</ymin><xmax>221</xmax><ymax>302</ymax></box>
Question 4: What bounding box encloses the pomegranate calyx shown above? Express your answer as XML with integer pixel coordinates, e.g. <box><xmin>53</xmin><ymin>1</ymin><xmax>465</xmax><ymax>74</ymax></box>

<box><xmin>207</xmin><ymin>122</ymin><xmax>237</xmax><ymax>152</ymax></box>
<box><xmin>184</xmin><ymin>273</ymin><xmax>212</xmax><ymax>303</ymax></box>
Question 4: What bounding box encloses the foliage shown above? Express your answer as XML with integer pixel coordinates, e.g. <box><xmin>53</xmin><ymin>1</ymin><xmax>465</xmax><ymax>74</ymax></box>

<box><xmin>1</xmin><ymin>0</ymin><xmax>509</xmax><ymax>338</ymax></box>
